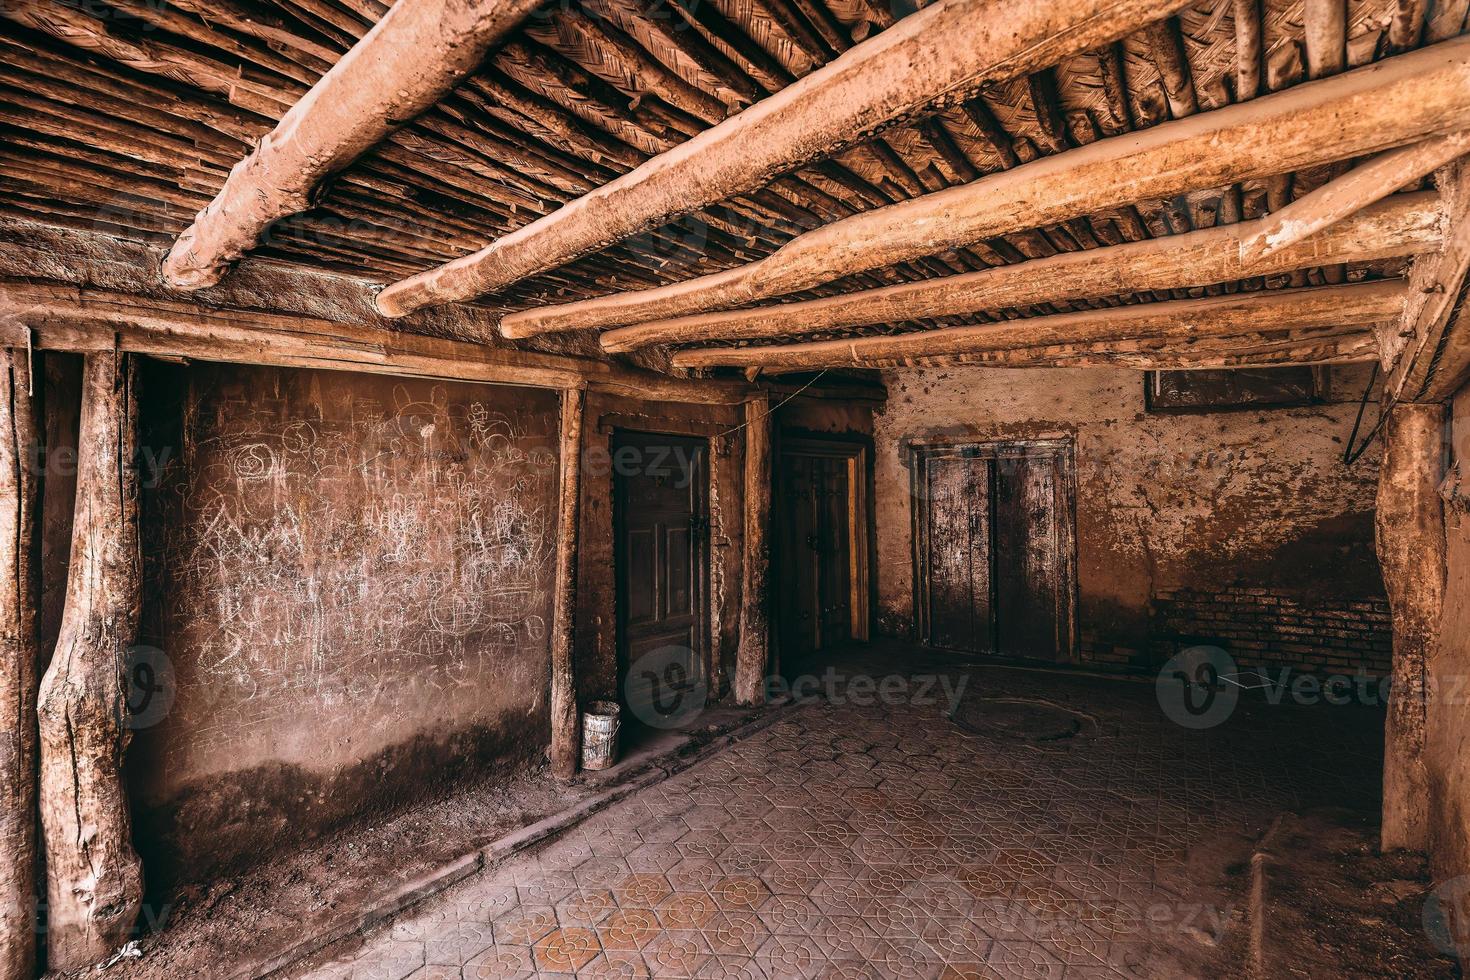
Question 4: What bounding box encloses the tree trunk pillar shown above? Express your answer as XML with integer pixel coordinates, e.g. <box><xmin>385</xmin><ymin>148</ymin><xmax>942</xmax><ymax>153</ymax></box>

<box><xmin>1377</xmin><ymin>401</ymin><xmax>1447</xmax><ymax>852</ymax></box>
<box><xmin>735</xmin><ymin>393</ymin><xmax>772</xmax><ymax>706</ymax></box>
<box><xmin>0</xmin><ymin>348</ymin><xmax>40</xmax><ymax>980</ymax></box>
<box><xmin>550</xmin><ymin>385</ymin><xmax>585</xmax><ymax>779</ymax></box>
<box><xmin>37</xmin><ymin>351</ymin><xmax>143</xmax><ymax>969</ymax></box>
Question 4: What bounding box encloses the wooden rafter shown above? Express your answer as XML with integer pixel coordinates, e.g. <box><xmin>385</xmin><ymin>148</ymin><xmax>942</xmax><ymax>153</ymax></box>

<box><xmin>669</xmin><ymin>280</ymin><xmax>1405</xmax><ymax>370</ymax></box>
<box><xmin>160</xmin><ymin>0</ymin><xmax>542</xmax><ymax>289</ymax></box>
<box><xmin>373</xmin><ymin>0</ymin><xmax>1194</xmax><ymax>317</ymax></box>
<box><xmin>600</xmin><ymin>191</ymin><xmax>1444</xmax><ymax>352</ymax></box>
<box><xmin>502</xmin><ymin>35</ymin><xmax>1470</xmax><ymax>339</ymax></box>
<box><xmin>1390</xmin><ymin>157</ymin><xmax>1470</xmax><ymax>400</ymax></box>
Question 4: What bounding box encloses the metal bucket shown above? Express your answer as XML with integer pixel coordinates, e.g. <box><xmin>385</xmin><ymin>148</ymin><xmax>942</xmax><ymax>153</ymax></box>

<box><xmin>581</xmin><ymin>700</ymin><xmax>621</xmax><ymax>771</ymax></box>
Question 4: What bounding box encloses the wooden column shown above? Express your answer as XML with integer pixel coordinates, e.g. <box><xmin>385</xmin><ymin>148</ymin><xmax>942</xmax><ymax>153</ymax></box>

<box><xmin>0</xmin><ymin>349</ymin><xmax>39</xmax><ymax>980</ymax></box>
<box><xmin>37</xmin><ymin>351</ymin><xmax>143</xmax><ymax>969</ymax></box>
<box><xmin>550</xmin><ymin>385</ymin><xmax>585</xmax><ymax>779</ymax></box>
<box><xmin>735</xmin><ymin>394</ymin><xmax>772</xmax><ymax>706</ymax></box>
<box><xmin>1377</xmin><ymin>402</ymin><xmax>1447</xmax><ymax>852</ymax></box>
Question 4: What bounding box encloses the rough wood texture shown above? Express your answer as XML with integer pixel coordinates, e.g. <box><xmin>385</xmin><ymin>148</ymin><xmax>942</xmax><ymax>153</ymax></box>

<box><xmin>602</xmin><ymin>192</ymin><xmax>1443</xmax><ymax>352</ymax></box>
<box><xmin>0</xmin><ymin>348</ymin><xmax>38</xmax><ymax>980</ymax></box>
<box><xmin>503</xmin><ymin>36</ymin><xmax>1470</xmax><ymax>337</ymax></box>
<box><xmin>37</xmin><ymin>351</ymin><xmax>143</xmax><ymax>970</ymax></box>
<box><xmin>1391</xmin><ymin>159</ymin><xmax>1470</xmax><ymax>400</ymax></box>
<box><xmin>1239</xmin><ymin>133</ymin><xmax>1470</xmax><ymax>265</ymax></box>
<box><xmin>670</xmin><ymin>281</ymin><xmax>1404</xmax><ymax>369</ymax></box>
<box><xmin>161</xmin><ymin>0</ymin><xmax>542</xmax><ymax>289</ymax></box>
<box><xmin>1377</xmin><ymin>402</ymin><xmax>1447</xmax><ymax>852</ymax></box>
<box><xmin>374</xmin><ymin>0</ymin><xmax>1193</xmax><ymax>316</ymax></box>
<box><xmin>735</xmin><ymin>393</ymin><xmax>772</xmax><ymax>706</ymax></box>
<box><xmin>0</xmin><ymin>282</ymin><xmax>750</xmax><ymax>406</ymax></box>
<box><xmin>550</xmin><ymin>385</ymin><xmax>585</xmax><ymax>780</ymax></box>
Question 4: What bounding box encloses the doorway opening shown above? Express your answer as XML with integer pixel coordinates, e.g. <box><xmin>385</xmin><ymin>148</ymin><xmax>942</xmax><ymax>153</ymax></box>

<box><xmin>776</xmin><ymin>437</ymin><xmax>871</xmax><ymax>666</ymax></box>
<box><xmin>911</xmin><ymin>438</ymin><xmax>1078</xmax><ymax>661</ymax></box>
<box><xmin>612</xmin><ymin>430</ymin><xmax>712</xmax><ymax>735</ymax></box>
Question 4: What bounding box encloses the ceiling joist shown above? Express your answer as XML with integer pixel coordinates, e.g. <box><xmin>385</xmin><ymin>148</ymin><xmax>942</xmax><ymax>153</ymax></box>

<box><xmin>669</xmin><ymin>280</ymin><xmax>1406</xmax><ymax>370</ymax></box>
<box><xmin>501</xmin><ymin>35</ymin><xmax>1470</xmax><ymax>339</ymax></box>
<box><xmin>159</xmin><ymin>0</ymin><xmax>542</xmax><ymax>290</ymax></box>
<box><xmin>600</xmin><ymin>191</ymin><xmax>1444</xmax><ymax>353</ymax></box>
<box><xmin>373</xmin><ymin>0</ymin><xmax>1194</xmax><ymax>317</ymax></box>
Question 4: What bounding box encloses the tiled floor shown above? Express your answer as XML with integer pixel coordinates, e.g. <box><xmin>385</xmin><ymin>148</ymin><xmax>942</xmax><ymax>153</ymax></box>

<box><xmin>307</xmin><ymin>648</ymin><xmax>1382</xmax><ymax>979</ymax></box>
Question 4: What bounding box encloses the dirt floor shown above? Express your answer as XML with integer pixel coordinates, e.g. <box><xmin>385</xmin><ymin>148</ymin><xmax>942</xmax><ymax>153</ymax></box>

<box><xmin>269</xmin><ymin>642</ymin><xmax>1458</xmax><ymax>979</ymax></box>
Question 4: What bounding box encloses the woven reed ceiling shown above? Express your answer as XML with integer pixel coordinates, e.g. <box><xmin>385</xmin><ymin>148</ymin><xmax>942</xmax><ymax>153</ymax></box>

<box><xmin>0</xmin><ymin>0</ymin><xmax>1465</xmax><ymax>356</ymax></box>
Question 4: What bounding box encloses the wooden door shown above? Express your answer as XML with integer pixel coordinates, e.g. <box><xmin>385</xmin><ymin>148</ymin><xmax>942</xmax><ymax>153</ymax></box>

<box><xmin>613</xmin><ymin>431</ymin><xmax>709</xmax><ymax>721</ymax></box>
<box><xmin>915</xmin><ymin>441</ymin><xmax>1076</xmax><ymax>661</ymax></box>
<box><xmin>777</xmin><ymin>442</ymin><xmax>866</xmax><ymax>659</ymax></box>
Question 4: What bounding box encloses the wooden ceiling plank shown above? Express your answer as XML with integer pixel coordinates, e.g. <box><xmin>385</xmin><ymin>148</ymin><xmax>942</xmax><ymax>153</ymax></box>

<box><xmin>668</xmin><ymin>280</ymin><xmax>1404</xmax><ymax>369</ymax></box>
<box><xmin>159</xmin><ymin>0</ymin><xmax>543</xmax><ymax>290</ymax></box>
<box><xmin>504</xmin><ymin>37</ymin><xmax>1470</xmax><ymax>339</ymax></box>
<box><xmin>374</xmin><ymin>0</ymin><xmax>1195</xmax><ymax>318</ymax></box>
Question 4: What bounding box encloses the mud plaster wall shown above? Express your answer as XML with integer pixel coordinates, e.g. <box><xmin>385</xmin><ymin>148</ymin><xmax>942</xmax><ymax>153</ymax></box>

<box><xmin>872</xmin><ymin>365</ymin><xmax>1385</xmax><ymax>668</ymax></box>
<box><xmin>1428</xmin><ymin>384</ymin><xmax>1469</xmax><ymax>906</ymax></box>
<box><xmin>128</xmin><ymin>362</ymin><xmax>560</xmax><ymax>888</ymax></box>
<box><xmin>576</xmin><ymin>395</ymin><xmax>744</xmax><ymax>704</ymax></box>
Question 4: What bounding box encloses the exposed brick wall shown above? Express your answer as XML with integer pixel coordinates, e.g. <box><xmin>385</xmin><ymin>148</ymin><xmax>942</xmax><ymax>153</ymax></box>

<box><xmin>1147</xmin><ymin>586</ymin><xmax>1392</xmax><ymax>676</ymax></box>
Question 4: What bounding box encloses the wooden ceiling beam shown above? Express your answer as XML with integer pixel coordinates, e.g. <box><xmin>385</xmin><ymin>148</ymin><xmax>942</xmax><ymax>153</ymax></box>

<box><xmin>373</xmin><ymin>0</ymin><xmax>1195</xmax><ymax>318</ymax></box>
<box><xmin>503</xmin><ymin>36</ymin><xmax>1470</xmax><ymax>339</ymax></box>
<box><xmin>159</xmin><ymin>0</ymin><xmax>542</xmax><ymax>291</ymax></box>
<box><xmin>668</xmin><ymin>280</ymin><xmax>1406</xmax><ymax>370</ymax></box>
<box><xmin>1389</xmin><ymin>158</ymin><xmax>1470</xmax><ymax>400</ymax></box>
<box><xmin>600</xmin><ymin>191</ymin><xmax>1443</xmax><ymax>352</ymax></box>
<box><xmin>783</xmin><ymin>330</ymin><xmax>1381</xmax><ymax>372</ymax></box>
<box><xmin>1239</xmin><ymin>133</ymin><xmax>1470</xmax><ymax>265</ymax></box>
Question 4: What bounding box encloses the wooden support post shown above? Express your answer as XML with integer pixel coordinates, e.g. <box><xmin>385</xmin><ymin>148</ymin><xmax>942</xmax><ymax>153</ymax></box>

<box><xmin>735</xmin><ymin>394</ymin><xmax>772</xmax><ymax>707</ymax></box>
<box><xmin>550</xmin><ymin>385</ymin><xmax>585</xmax><ymax>780</ymax></box>
<box><xmin>37</xmin><ymin>351</ymin><xmax>143</xmax><ymax>969</ymax></box>
<box><xmin>0</xmin><ymin>348</ymin><xmax>39</xmax><ymax>980</ymax></box>
<box><xmin>1377</xmin><ymin>402</ymin><xmax>1447</xmax><ymax>852</ymax></box>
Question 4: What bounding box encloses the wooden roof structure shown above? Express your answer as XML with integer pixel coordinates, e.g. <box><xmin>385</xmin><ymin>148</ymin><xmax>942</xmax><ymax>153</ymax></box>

<box><xmin>2</xmin><ymin>0</ymin><xmax>1470</xmax><ymax>396</ymax></box>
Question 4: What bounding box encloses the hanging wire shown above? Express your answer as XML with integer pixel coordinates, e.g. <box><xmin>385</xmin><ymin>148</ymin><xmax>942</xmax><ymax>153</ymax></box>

<box><xmin>717</xmin><ymin>369</ymin><xmax>829</xmax><ymax>439</ymax></box>
<box><xmin>1343</xmin><ymin>361</ymin><xmax>1388</xmax><ymax>466</ymax></box>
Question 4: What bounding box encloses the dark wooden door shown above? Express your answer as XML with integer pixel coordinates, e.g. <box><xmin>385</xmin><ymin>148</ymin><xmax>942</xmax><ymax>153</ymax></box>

<box><xmin>613</xmin><ymin>432</ymin><xmax>709</xmax><ymax>719</ymax></box>
<box><xmin>778</xmin><ymin>446</ymin><xmax>861</xmax><ymax>658</ymax></box>
<box><xmin>916</xmin><ymin>441</ymin><xmax>1075</xmax><ymax>661</ymax></box>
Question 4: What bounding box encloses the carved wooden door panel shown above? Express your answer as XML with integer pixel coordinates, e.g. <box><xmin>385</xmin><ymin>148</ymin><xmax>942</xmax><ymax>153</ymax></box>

<box><xmin>915</xmin><ymin>441</ymin><xmax>1075</xmax><ymax>661</ymax></box>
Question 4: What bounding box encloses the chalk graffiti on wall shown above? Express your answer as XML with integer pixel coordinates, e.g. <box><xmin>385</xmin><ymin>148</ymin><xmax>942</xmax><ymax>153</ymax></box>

<box><xmin>140</xmin><ymin>368</ymin><xmax>559</xmax><ymax>755</ymax></box>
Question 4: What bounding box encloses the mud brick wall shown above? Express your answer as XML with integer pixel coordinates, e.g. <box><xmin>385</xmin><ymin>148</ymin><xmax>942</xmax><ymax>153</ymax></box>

<box><xmin>873</xmin><ymin>364</ymin><xmax>1387</xmax><ymax>669</ymax></box>
<box><xmin>1148</xmin><ymin>587</ymin><xmax>1393</xmax><ymax>675</ymax></box>
<box><xmin>124</xmin><ymin>362</ymin><xmax>562</xmax><ymax>889</ymax></box>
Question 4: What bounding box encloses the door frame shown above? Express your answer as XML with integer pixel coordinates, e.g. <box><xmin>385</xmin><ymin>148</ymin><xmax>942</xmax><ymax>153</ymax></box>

<box><xmin>775</xmin><ymin>435</ymin><xmax>873</xmax><ymax>651</ymax></box>
<box><xmin>909</xmin><ymin>437</ymin><xmax>1080</xmax><ymax>661</ymax></box>
<box><xmin>609</xmin><ymin>426</ymin><xmax>715</xmax><ymax>700</ymax></box>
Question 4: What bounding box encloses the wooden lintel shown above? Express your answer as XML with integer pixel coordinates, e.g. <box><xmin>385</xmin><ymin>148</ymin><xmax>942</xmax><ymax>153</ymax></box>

<box><xmin>374</xmin><ymin>0</ymin><xmax>1193</xmax><ymax>317</ymax></box>
<box><xmin>504</xmin><ymin>35</ymin><xmax>1470</xmax><ymax>339</ymax></box>
<box><xmin>161</xmin><ymin>0</ymin><xmax>541</xmax><ymax>289</ymax></box>
<box><xmin>670</xmin><ymin>281</ymin><xmax>1404</xmax><ymax>371</ymax></box>
<box><xmin>602</xmin><ymin>192</ymin><xmax>1442</xmax><ymax>353</ymax></box>
<box><xmin>0</xmin><ymin>281</ymin><xmax>750</xmax><ymax>406</ymax></box>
